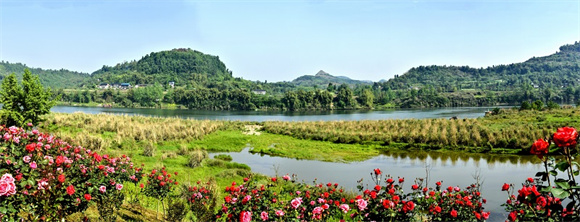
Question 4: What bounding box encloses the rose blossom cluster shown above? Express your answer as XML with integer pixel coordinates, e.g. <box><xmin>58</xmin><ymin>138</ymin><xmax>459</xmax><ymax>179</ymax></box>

<box><xmin>213</xmin><ymin>171</ymin><xmax>489</xmax><ymax>222</ymax></box>
<box><xmin>504</xmin><ymin>126</ymin><xmax>580</xmax><ymax>221</ymax></box>
<box><xmin>0</xmin><ymin>126</ymin><xmax>141</xmax><ymax>220</ymax></box>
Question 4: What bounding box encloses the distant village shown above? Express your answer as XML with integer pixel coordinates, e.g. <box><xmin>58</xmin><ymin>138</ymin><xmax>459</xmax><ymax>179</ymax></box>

<box><xmin>97</xmin><ymin>82</ymin><xmax>175</xmax><ymax>90</ymax></box>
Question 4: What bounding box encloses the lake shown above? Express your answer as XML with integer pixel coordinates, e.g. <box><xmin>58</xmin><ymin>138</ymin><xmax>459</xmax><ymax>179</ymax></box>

<box><xmin>210</xmin><ymin>148</ymin><xmax>541</xmax><ymax>222</ymax></box>
<box><xmin>51</xmin><ymin>105</ymin><xmax>509</xmax><ymax>121</ymax></box>
<box><xmin>53</xmin><ymin>105</ymin><xmax>530</xmax><ymax>221</ymax></box>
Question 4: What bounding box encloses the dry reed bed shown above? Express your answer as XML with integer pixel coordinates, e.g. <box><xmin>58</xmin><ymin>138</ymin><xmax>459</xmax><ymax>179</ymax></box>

<box><xmin>262</xmin><ymin>118</ymin><xmax>555</xmax><ymax>150</ymax></box>
<box><xmin>42</xmin><ymin>113</ymin><xmax>224</xmax><ymax>151</ymax></box>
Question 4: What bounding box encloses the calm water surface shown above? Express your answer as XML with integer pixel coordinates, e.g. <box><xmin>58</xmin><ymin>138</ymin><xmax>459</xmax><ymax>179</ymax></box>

<box><xmin>51</xmin><ymin>105</ymin><xmax>509</xmax><ymax>121</ymax></box>
<box><xmin>210</xmin><ymin>149</ymin><xmax>541</xmax><ymax>222</ymax></box>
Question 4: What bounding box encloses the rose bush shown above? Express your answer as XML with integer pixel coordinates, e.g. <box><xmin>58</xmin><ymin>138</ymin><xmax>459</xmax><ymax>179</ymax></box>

<box><xmin>503</xmin><ymin>126</ymin><xmax>580</xmax><ymax>221</ymax></box>
<box><xmin>0</xmin><ymin>126</ymin><xmax>140</xmax><ymax>220</ymax></box>
<box><xmin>214</xmin><ymin>171</ymin><xmax>489</xmax><ymax>221</ymax></box>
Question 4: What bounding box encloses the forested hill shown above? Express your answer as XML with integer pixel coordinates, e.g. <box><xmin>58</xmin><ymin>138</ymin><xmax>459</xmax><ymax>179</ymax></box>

<box><xmin>292</xmin><ymin>70</ymin><xmax>372</xmax><ymax>87</ymax></box>
<box><xmin>383</xmin><ymin>42</ymin><xmax>580</xmax><ymax>91</ymax></box>
<box><xmin>0</xmin><ymin>61</ymin><xmax>89</xmax><ymax>89</ymax></box>
<box><xmin>88</xmin><ymin>48</ymin><xmax>233</xmax><ymax>86</ymax></box>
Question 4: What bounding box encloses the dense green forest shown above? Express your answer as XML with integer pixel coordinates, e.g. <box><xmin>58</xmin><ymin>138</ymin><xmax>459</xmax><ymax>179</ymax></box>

<box><xmin>9</xmin><ymin>42</ymin><xmax>580</xmax><ymax>110</ymax></box>
<box><xmin>0</xmin><ymin>61</ymin><xmax>88</xmax><ymax>89</ymax></box>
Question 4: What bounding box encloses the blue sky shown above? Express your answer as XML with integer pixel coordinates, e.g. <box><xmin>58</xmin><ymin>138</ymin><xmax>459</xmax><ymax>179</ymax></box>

<box><xmin>0</xmin><ymin>0</ymin><xmax>578</xmax><ymax>82</ymax></box>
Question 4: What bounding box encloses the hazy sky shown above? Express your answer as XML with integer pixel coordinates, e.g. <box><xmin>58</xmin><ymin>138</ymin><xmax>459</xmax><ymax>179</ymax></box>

<box><xmin>0</xmin><ymin>0</ymin><xmax>578</xmax><ymax>82</ymax></box>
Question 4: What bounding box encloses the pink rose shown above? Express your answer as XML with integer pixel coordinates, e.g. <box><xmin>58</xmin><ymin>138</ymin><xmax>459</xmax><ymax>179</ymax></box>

<box><xmin>283</xmin><ymin>174</ymin><xmax>290</xmax><ymax>181</ymax></box>
<box><xmin>99</xmin><ymin>185</ymin><xmax>106</xmax><ymax>193</ymax></box>
<box><xmin>356</xmin><ymin>199</ymin><xmax>368</xmax><ymax>211</ymax></box>
<box><xmin>260</xmin><ymin>211</ymin><xmax>268</xmax><ymax>221</ymax></box>
<box><xmin>275</xmin><ymin>210</ymin><xmax>285</xmax><ymax>217</ymax></box>
<box><xmin>116</xmin><ymin>183</ymin><xmax>123</xmax><ymax>191</ymax></box>
<box><xmin>291</xmin><ymin>197</ymin><xmax>302</xmax><ymax>209</ymax></box>
<box><xmin>23</xmin><ymin>156</ymin><xmax>31</xmax><ymax>163</ymax></box>
<box><xmin>30</xmin><ymin>161</ymin><xmax>37</xmax><ymax>169</ymax></box>
<box><xmin>240</xmin><ymin>211</ymin><xmax>252</xmax><ymax>222</ymax></box>
<box><xmin>339</xmin><ymin>204</ymin><xmax>350</xmax><ymax>213</ymax></box>
<box><xmin>0</xmin><ymin>173</ymin><xmax>16</xmax><ymax>196</ymax></box>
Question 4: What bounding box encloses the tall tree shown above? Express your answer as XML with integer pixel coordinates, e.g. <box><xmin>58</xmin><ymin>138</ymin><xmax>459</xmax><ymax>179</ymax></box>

<box><xmin>0</xmin><ymin>69</ymin><xmax>57</xmax><ymax>127</ymax></box>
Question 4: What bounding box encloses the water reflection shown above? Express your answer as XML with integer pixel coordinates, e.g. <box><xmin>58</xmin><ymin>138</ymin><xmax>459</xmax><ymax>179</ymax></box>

<box><xmin>210</xmin><ymin>149</ymin><xmax>542</xmax><ymax>222</ymax></box>
<box><xmin>51</xmin><ymin>105</ymin><xmax>511</xmax><ymax>122</ymax></box>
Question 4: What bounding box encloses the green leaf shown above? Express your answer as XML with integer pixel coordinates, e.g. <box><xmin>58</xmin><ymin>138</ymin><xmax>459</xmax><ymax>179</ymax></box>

<box><xmin>550</xmin><ymin>170</ymin><xmax>558</xmax><ymax>176</ymax></box>
<box><xmin>551</xmin><ymin>188</ymin><xmax>570</xmax><ymax>199</ymax></box>
<box><xmin>555</xmin><ymin>180</ymin><xmax>571</xmax><ymax>189</ymax></box>
<box><xmin>0</xmin><ymin>207</ymin><xmax>6</xmax><ymax>214</ymax></box>
<box><xmin>556</xmin><ymin>161</ymin><xmax>570</xmax><ymax>172</ymax></box>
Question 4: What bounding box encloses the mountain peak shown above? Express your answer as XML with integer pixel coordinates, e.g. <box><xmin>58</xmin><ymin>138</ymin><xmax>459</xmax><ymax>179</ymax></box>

<box><xmin>315</xmin><ymin>70</ymin><xmax>330</xmax><ymax>76</ymax></box>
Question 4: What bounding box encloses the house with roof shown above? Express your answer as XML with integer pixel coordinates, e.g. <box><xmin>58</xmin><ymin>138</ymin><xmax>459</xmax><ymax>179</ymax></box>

<box><xmin>252</xmin><ymin>89</ymin><xmax>266</xmax><ymax>95</ymax></box>
<box><xmin>120</xmin><ymin>83</ymin><xmax>131</xmax><ymax>90</ymax></box>
<box><xmin>98</xmin><ymin>83</ymin><xmax>110</xmax><ymax>89</ymax></box>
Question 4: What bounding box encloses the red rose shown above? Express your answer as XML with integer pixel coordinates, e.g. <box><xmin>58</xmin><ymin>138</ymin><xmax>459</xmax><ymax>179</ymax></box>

<box><xmin>374</xmin><ymin>185</ymin><xmax>381</xmax><ymax>191</ymax></box>
<box><xmin>450</xmin><ymin>209</ymin><xmax>458</xmax><ymax>218</ymax></box>
<box><xmin>527</xmin><ymin>177</ymin><xmax>534</xmax><ymax>183</ymax></box>
<box><xmin>502</xmin><ymin>183</ymin><xmax>510</xmax><ymax>191</ymax></box>
<box><xmin>66</xmin><ymin>185</ymin><xmax>75</xmax><ymax>195</ymax></box>
<box><xmin>139</xmin><ymin>183</ymin><xmax>144</xmax><ymax>189</ymax></box>
<box><xmin>374</xmin><ymin>168</ymin><xmax>382</xmax><ymax>175</ymax></box>
<box><xmin>403</xmin><ymin>201</ymin><xmax>415</xmax><ymax>213</ymax></box>
<box><xmin>399</xmin><ymin>178</ymin><xmax>404</xmax><ymax>183</ymax></box>
<box><xmin>84</xmin><ymin>194</ymin><xmax>91</xmax><ymax>201</ymax></box>
<box><xmin>25</xmin><ymin>144</ymin><xmax>36</xmax><ymax>153</ymax></box>
<box><xmin>57</xmin><ymin>174</ymin><xmax>65</xmax><ymax>183</ymax></box>
<box><xmin>508</xmin><ymin>211</ymin><xmax>517</xmax><ymax>221</ymax></box>
<box><xmin>436</xmin><ymin>181</ymin><xmax>441</xmax><ymax>186</ymax></box>
<box><xmin>411</xmin><ymin>184</ymin><xmax>419</xmax><ymax>190</ymax></box>
<box><xmin>530</xmin><ymin>138</ymin><xmax>549</xmax><ymax>159</ymax></box>
<box><xmin>271</xmin><ymin>177</ymin><xmax>277</xmax><ymax>182</ymax></box>
<box><xmin>386</xmin><ymin>178</ymin><xmax>394</xmax><ymax>184</ymax></box>
<box><xmin>553</xmin><ymin>127</ymin><xmax>578</xmax><ymax>147</ymax></box>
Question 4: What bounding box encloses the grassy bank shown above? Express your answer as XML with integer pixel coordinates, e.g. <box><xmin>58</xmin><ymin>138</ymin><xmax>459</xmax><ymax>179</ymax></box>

<box><xmin>262</xmin><ymin>108</ymin><xmax>580</xmax><ymax>153</ymax></box>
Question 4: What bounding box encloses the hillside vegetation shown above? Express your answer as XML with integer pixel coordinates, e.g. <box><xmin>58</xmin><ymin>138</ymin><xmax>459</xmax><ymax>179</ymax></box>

<box><xmin>0</xmin><ymin>61</ymin><xmax>89</xmax><ymax>89</ymax></box>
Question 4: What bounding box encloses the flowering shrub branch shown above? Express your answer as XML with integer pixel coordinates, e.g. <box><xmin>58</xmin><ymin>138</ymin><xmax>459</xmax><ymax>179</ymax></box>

<box><xmin>504</xmin><ymin>126</ymin><xmax>580</xmax><ymax>221</ymax></box>
<box><xmin>0</xmin><ymin>126</ymin><xmax>140</xmax><ymax>221</ymax></box>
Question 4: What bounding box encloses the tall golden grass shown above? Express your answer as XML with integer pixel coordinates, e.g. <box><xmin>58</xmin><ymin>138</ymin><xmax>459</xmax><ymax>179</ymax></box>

<box><xmin>262</xmin><ymin>109</ymin><xmax>576</xmax><ymax>150</ymax></box>
<box><xmin>42</xmin><ymin>113</ymin><xmax>224</xmax><ymax>151</ymax></box>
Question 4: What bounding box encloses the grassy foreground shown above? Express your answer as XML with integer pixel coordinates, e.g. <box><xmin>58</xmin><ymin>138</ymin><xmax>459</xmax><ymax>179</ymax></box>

<box><xmin>33</xmin><ymin>109</ymin><xmax>573</xmax><ymax>220</ymax></box>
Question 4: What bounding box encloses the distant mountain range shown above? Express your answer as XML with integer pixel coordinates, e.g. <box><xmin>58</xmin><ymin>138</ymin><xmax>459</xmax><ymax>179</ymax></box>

<box><xmin>382</xmin><ymin>42</ymin><xmax>580</xmax><ymax>91</ymax></box>
<box><xmin>291</xmin><ymin>70</ymin><xmax>372</xmax><ymax>88</ymax></box>
<box><xmin>1</xmin><ymin>41</ymin><xmax>579</xmax><ymax>93</ymax></box>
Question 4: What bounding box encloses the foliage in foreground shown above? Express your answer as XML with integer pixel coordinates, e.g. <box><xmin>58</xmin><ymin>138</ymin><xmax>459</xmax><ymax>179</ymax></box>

<box><xmin>0</xmin><ymin>125</ymin><xmax>141</xmax><ymax>220</ymax></box>
<box><xmin>0</xmin><ymin>69</ymin><xmax>57</xmax><ymax>127</ymax></box>
<box><xmin>502</xmin><ymin>126</ymin><xmax>580</xmax><ymax>221</ymax></box>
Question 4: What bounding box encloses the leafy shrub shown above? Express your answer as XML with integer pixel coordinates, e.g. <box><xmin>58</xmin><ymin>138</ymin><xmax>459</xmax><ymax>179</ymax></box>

<box><xmin>503</xmin><ymin>127</ymin><xmax>580</xmax><ymax>221</ymax></box>
<box><xmin>0</xmin><ymin>126</ymin><xmax>141</xmax><ymax>220</ymax></box>
<box><xmin>184</xmin><ymin>178</ymin><xmax>219</xmax><ymax>221</ymax></box>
